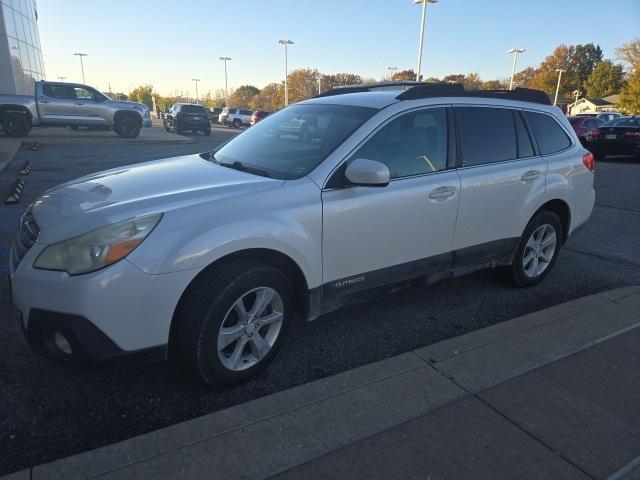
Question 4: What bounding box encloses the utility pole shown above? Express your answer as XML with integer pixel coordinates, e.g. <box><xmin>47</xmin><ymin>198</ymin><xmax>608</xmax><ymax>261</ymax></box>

<box><xmin>278</xmin><ymin>40</ymin><xmax>294</xmax><ymax>106</ymax></box>
<box><xmin>553</xmin><ymin>69</ymin><xmax>565</xmax><ymax>107</ymax></box>
<box><xmin>73</xmin><ymin>52</ymin><xmax>88</xmax><ymax>84</ymax></box>
<box><xmin>219</xmin><ymin>57</ymin><xmax>232</xmax><ymax>106</ymax></box>
<box><xmin>507</xmin><ymin>48</ymin><xmax>525</xmax><ymax>90</ymax></box>
<box><xmin>192</xmin><ymin>78</ymin><xmax>200</xmax><ymax>102</ymax></box>
<box><xmin>387</xmin><ymin>66</ymin><xmax>398</xmax><ymax>81</ymax></box>
<box><xmin>414</xmin><ymin>0</ymin><xmax>438</xmax><ymax>82</ymax></box>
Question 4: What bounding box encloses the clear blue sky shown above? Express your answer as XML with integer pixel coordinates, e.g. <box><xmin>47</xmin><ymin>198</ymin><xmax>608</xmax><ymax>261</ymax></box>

<box><xmin>37</xmin><ymin>0</ymin><xmax>640</xmax><ymax>96</ymax></box>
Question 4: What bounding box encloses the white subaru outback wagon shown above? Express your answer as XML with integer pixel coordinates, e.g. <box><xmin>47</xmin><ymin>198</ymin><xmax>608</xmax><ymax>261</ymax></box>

<box><xmin>10</xmin><ymin>83</ymin><xmax>595</xmax><ymax>386</ymax></box>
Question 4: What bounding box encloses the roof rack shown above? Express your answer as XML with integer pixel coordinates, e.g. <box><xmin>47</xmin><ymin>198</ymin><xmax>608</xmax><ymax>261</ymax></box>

<box><xmin>316</xmin><ymin>82</ymin><xmax>551</xmax><ymax>106</ymax></box>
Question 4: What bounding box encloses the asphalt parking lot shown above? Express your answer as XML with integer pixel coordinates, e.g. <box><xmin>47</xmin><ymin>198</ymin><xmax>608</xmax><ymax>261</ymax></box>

<box><xmin>0</xmin><ymin>129</ymin><xmax>639</xmax><ymax>475</ymax></box>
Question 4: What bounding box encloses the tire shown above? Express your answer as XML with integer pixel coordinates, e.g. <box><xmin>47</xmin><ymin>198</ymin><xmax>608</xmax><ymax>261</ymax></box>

<box><xmin>507</xmin><ymin>211</ymin><xmax>563</xmax><ymax>287</ymax></box>
<box><xmin>233</xmin><ymin>119</ymin><xmax>241</xmax><ymax>129</ymax></box>
<box><xmin>204</xmin><ymin>127</ymin><xmax>211</xmax><ymax>136</ymax></box>
<box><xmin>173</xmin><ymin>259</ymin><xmax>294</xmax><ymax>387</ymax></box>
<box><xmin>114</xmin><ymin>116</ymin><xmax>141</xmax><ymax>138</ymax></box>
<box><xmin>2</xmin><ymin>113</ymin><xmax>31</xmax><ymax>137</ymax></box>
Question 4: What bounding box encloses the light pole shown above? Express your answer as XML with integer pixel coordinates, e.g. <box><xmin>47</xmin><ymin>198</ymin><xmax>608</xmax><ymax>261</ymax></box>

<box><xmin>414</xmin><ymin>0</ymin><xmax>438</xmax><ymax>82</ymax></box>
<box><xmin>553</xmin><ymin>69</ymin><xmax>565</xmax><ymax>107</ymax></box>
<box><xmin>57</xmin><ymin>76</ymin><xmax>66</xmax><ymax>82</ymax></box>
<box><xmin>278</xmin><ymin>39</ymin><xmax>294</xmax><ymax>106</ymax></box>
<box><xmin>317</xmin><ymin>71</ymin><xmax>322</xmax><ymax>95</ymax></box>
<box><xmin>73</xmin><ymin>52</ymin><xmax>87</xmax><ymax>84</ymax></box>
<box><xmin>192</xmin><ymin>78</ymin><xmax>200</xmax><ymax>102</ymax></box>
<box><xmin>507</xmin><ymin>48</ymin><xmax>525</xmax><ymax>90</ymax></box>
<box><xmin>387</xmin><ymin>66</ymin><xmax>398</xmax><ymax>81</ymax></box>
<box><xmin>572</xmin><ymin>89</ymin><xmax>582</xmax><ymax>115</ymax></box>
<box><xmin>219</xmin><ymin>57</ymin><xmax>232</xmax><ymax>106</ymax></box>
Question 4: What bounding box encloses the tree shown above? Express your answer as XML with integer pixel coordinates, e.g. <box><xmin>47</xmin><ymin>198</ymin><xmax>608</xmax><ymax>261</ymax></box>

<box><xmin>570</xmin><ymin>43</ymin><xmax>603</xmax><ymax>87</ymax></box>
<box><xmin>618</xmin><ymin>68</ymin><xmax>640</xmax><ymax>114</ymax></box>
<box><xmin>531</xmin><ymin>45</ymin><xmax>580</xmax><ymax>96</ymax></box>
<box><xmin>423</xmin><ymin>76</ymin><xmax>440</xmax><ymax>83</ymax></box>
<box><xmin>322</xmin><ymin>72</ymin><xmax>363</xmax><ymax>92</ymax></box>
<box><xmin>128</xmin><ymin>84</ymin><xmax>154</xmax><ymax>109</ymax></box>
<box><xmin>391</xmin><ymin>69</ymin><xmax>417</xmax><ymax>81</ymax></box>
<box><xmin>442</xmin><ymin>74</ymin><xmax>465</xmax><ymax>84</ymax></box>
<box><xmin>228</xmin><ymin>85</ymin><xmax>260</xmax><ymax>108</ymax></box>
<box><xmin>250</xmin><ymin>83</ymin><xmax>282</xmax><ymax>110</ymax></box>
<box><xmin>513</xmin><ymin>67</ymin><xmax>536</xmax><ymax>88</ymax></box>
<box><xmin>202</xmin><ymin>89</ymin><xmax>227</xmax><ymax>109</ymax></box>
<box><xmin>586</xmin><ymin>60</ymin><xmax>625</xmax><ymax>97</ymax></box>
<box><xmin>462</xmin><ymin>72</ymin><xmax>482</xmax><ymax>90</ymax></box>
<box><xmin>480</xmin><ymin>79</ymin><xmax>508</xmax><ymax>90</ymax></box>
<box><xmin>615</xmin><ymin>38</ymin><xmax>640</xmax><ymax>72</ymax></box>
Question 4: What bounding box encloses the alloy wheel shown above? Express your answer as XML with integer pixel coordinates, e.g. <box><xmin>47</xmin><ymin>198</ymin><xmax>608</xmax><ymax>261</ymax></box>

<box><xmin>217</xmin><ymin>287</ymin><xmax>284</xmax><ymax>371</ymax></box>
<box><xmin>522</xmin><ymin>224</ymin><xmax>557</xmax><ymax>278</ymax></box>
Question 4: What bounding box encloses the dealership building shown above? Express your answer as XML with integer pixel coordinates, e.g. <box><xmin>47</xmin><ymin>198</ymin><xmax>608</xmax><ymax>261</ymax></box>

<box><xmin>0</xmin><ymin>0</ymin><xmax>45</xmax><ymax>95</ymax></box>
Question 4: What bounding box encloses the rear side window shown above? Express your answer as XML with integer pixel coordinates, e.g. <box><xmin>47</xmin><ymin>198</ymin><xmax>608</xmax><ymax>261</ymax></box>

<box><xmin>514</xmin><ymin>112</ymin><xmax>534</xmax><ymax>158</ymax></box>
<box><xmin>457</xmin><ymin>107</ymin><xmax>517</xmax><ymax>166</ymax></box>
<box><xmin>525</xmin><ymin>112</ymin><xmax>572</xmax><ymax>155</ymax></box>
<box><xmin>42</xmin><ymin>84</ymin><xmax>76</xmax><ymax>99</ymax></box>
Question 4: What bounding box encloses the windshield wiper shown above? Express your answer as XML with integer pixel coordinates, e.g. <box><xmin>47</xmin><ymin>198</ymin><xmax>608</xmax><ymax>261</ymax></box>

<box><xmin>223</xmin><ymin>160</ymin><xmax>271</xmax><ymax>178</ymax></box>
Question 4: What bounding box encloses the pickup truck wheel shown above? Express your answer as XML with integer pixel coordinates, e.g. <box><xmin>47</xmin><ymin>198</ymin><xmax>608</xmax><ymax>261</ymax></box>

<box><xmin>233</xmin><ymin>119</ymin><xmax>241</xmax><ymax>129</ymax></box>
<box><xmin>114</xmin><ymin>117</ymin><xmax>141</xmax><ymax>139</ymax></box>
<box><xmin>2</xmin><ymin>114</ymin><xmax>31</xmax><ymax>137</ymax></box>
<box><xmin>173</xmin><ymin>259</ymin><xmax>293</xmax><ymax>387</ymax></box>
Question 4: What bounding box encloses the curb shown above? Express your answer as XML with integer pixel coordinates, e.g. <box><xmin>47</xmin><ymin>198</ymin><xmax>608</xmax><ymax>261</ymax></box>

<box><xmin>4</xmin><ymin>286</ymin><xmax>640</xmax><ymax>480</ymax></box>
<box><xmin>0</xmin><ymin>139</ymin><xmax>22</xmax><ymax>175</ymax></box>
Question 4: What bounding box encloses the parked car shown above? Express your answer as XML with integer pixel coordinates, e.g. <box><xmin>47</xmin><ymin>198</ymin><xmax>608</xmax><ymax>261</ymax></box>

<box><xmin>569</xmin><ymin>116</ymin><xmax>605</xmax><ymax>145</ymax></box>
<box><xmin>10</xmin><ymin>83</ymin><xmax>594</xmax><ymax>387</ymax></box>
<box><xmin>209</xmin><ymin>107</ymin><xmax>223</xmax><ymax>124</ymax></box>
<box><xmin>0</xmin><ymin>81</ymin><xmax>151</xmax><ymax>138</ymax></box>
<box><xmin>163</xmin><ymin>103</ymin><xmax>211</xmax><ymax>136</ymax></box>
<box><xmin>250</xmin><ymin>110</ymin><xmax>271</xmax><ymax>126</ymax></box>
<box><xmin>219</xmin><ymin>107</ymin><xmax>252</xmax><ymax>128</ymax></box>
<box><xmin>575</xmin><ymin>112</ymin><xmax>622</xmax><ymax>123</ymax></box>
<box><xmin>585</xmin><ymin>116</ymin><xmax>640</xmax><ymax>160</ymax></box>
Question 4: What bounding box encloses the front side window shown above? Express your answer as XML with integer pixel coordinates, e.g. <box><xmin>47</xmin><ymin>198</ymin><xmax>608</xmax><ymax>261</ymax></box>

<box><xmin>210</xmin><ymin>104</ymin><xmax>376</xmax><ymax>180</ymax></box>
<box><xmin>350</xmin><ymin>108</ymin><xmax>448</xmax><ymax>179</ymax></box>
<box><xmin>526</xmin><ymin>111</ymin><xmax>572</xmax><ymax>155</ymax></box>
<box><xmin>457</xmin><ymin>107</ymin><xmax>517</xmax><ymax>166</ymax></box>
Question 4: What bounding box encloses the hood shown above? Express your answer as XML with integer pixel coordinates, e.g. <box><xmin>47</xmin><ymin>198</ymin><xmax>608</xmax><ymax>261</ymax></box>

<box><xmin>32</xmin><ymin>154</ymin><xmax>283</xmax><ymax>244</ymax></box>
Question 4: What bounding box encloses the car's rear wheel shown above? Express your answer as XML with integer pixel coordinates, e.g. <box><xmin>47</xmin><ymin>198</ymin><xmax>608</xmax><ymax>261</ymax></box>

<box><xmin>233</xmin><ymin>119</ymin><xmax>241</xmax><ymax>129</ymax></box>
<box><xmin>2</xmin><ymin>113</ymin><xmax>31</xmax><ymax>137</ymax></box>
<box><xmin>173</xmin><ymin>259</ymin><xmax>293</xmax><ymax>387</ymax></box>
<box><xmin>507</xmin><ymin>211</ymin><xmax>563</xmax><ymax>287</ymax></box>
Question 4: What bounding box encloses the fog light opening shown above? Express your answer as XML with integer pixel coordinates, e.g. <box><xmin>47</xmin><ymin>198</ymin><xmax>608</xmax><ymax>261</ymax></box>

<box><xmin>53</xmin><ymin>331</ymin><xmax>72</xmax><ymax>355</ymax></box>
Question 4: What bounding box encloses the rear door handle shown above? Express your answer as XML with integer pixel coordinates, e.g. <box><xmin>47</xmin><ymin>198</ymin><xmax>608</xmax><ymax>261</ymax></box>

<box><xmin>521</xmin><ymin>170</ymin><xmax>541</xmax><ymax>184</ymax></box>
<box><xmin>429</xmin><ymin>186</ymin><xmax>456</xmax><ymax>200</ymax></box>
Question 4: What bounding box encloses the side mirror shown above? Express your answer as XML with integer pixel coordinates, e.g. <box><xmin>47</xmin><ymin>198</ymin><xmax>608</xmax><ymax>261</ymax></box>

<box><xmin>345</xmin><ymin>158</ymin><xmax>390</xmax><ymax>187</ymax></box>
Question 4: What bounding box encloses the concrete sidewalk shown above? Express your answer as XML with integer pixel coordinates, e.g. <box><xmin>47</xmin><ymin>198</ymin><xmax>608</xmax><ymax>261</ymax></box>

<box><xmin>0</xmin><ymin>137</ymin><xmax>21</xmax><ymax>175</ymax></box>
<box><xmin>4</xmin><ymin>286</ymin><xmax>640</xmax><ymax>480</ymax></box>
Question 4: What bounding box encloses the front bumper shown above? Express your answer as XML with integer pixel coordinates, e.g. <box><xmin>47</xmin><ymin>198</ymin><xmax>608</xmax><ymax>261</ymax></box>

<box><xmin>10</xmin><ymin>242</ymin><xmax>198</xmax><ymax>367</ymax></box>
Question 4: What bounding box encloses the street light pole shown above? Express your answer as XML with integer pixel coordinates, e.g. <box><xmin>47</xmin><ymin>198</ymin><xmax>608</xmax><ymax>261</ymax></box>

<box><xmin>318</xmin><ymin>71</ymin><xmax>322</xmax><ymax>95</ymax></box>
<box><xmin>553</xmin><ymin>69</ymin><xmax>565</xmax><ymax>107</ymax></box>
<box><xmin>57</xmin><ymin>76</ymin><xmax>66</xmax><ymax>82</ymax></box>
<box><xmin>387</xmin><ymin>66</ymin><xmax>398</xmax><ymax>81</ymax></box>
<box><xmin>192</xmin><ymin>78</ymin><xmax>200</xmax><ymax>102</ymax></box>
<box><xmin>219</xmin><ymin>57</ymin><xmax>232</xmax><ymax>106</ymax></box>
<box><xmin>278</xmin><ymin>40</ymin><xmax>294</xmax><ymax>106</ymax></box>
<box><xmin>73</xmin><ymin>52</ymin><xmax>87</xmax><ymax>84</ymax></box>
<box><xmin>507</xmin><ymin>48</ymin><xmax>525</xmax><ymax>90</ymax></box>
<box><xmin>414</xmin><ymin>0</ymin><xmax>438</xmax><ymax>82</ymax></box>
<box><xmin>572</xmin><ymin>89</ymin><xmax>582</xmax><ymax>115</ymax></box>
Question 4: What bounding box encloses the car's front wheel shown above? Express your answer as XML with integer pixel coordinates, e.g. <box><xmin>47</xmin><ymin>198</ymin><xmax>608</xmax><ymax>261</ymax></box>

<box><xmin>507</xmin><ymin>211</ymin><xmax>563</xmax><ymax>287</ymax></box>
<box><xmin>174</xmin><ymin>259</ymin><xmax>293</xmax><ymax>387</ymax></box>
<box><xmin>114</xmin><ymin>116</ymin><xmax>141</xmax><ymax>138</ymax></box>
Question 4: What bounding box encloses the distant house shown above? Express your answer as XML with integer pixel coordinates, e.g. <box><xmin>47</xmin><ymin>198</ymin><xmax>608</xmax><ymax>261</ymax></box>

<box><xmin>568</xmin><ymin>96</ymin><xmax>619</xmax><ymax>116</ymax></box>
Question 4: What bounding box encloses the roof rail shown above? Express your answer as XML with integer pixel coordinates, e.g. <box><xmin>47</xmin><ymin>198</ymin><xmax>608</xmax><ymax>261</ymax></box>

<box><xmin>316</xmin><ymin>81</ymin><xmax>551</xmax><ymax>106</ymax></box>
<box><xmin>315</xmin><ymin>81</ymin><xmax>421</xmax><ymax>98</ymax></box>
<box><xmin>396</xmin><ymin>84</ymin><xmax>551</xmax><ymax>105</ymax></box>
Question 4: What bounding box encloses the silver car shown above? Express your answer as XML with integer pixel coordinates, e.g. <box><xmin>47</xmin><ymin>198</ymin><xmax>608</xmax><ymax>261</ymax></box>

<box><xmin>10</xmin><ymin>83</ymin><xmax>595</xmax><ymax>387</ymax></box>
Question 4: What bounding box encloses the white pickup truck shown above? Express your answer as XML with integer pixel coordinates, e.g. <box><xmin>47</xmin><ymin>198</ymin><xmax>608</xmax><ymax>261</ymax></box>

<box><xmin>0</xmin><ymin>81</ymin><xmax>152</xmax><ymax>138</ymax></box>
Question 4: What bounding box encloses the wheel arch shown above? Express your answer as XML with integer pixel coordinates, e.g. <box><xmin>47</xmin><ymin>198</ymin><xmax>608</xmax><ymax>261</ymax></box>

<box><xmin>0</xmin><ymin>104</ymin><xmax>33</xmax><ymax>121</ymax></box>
<box><xmin>113</xmin><ymin>109</ymin><xmax>142</xmax><ymax>126</ymax></box>
<box><xmin>168</xmin><ymin>248</ymin><xmax>310</xmax><ymax>355</ymax></box>
<box><xmin>535</xmin><ymin>199</ymin><xmax>571</xmax><ymax>244</ymax></box>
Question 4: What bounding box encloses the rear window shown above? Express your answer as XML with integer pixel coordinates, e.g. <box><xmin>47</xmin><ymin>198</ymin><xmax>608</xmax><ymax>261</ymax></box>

<box><xmin>457</xmin><ymin>107</ymin><xmax>517</xmax><ymax>166</ymax></box>
<box><xmin>525</xmin><ymin>112</ymin><xmax>572</xmax><ymax>155</ymax></box>
<box><xmin>182</xmin><ymin>105</ymin><xmax>207</xmax><ymax>114</ymax></box>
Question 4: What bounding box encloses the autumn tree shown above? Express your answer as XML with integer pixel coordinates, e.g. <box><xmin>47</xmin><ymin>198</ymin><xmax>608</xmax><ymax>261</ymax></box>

<box><xmin>228</xmin><ymin>85</ymin><xmax>260</xmax><ymax>108</ymax></box>
<box><xmin>586</xmin><ymin>61</ymin><xmax>625</xmax><ymax>98</ymax></box>
<box><xmin>321</xmin><ymin>72</ymin><xmax>364</xmax><ymax>92</ymax></box>
<box><xmin>619</xmin><ymin>68</ymin><xmax>640</xmax><ymax>114</ymax></box>
<box><xmin>531</xmin><ymin>45</ymin><xmax>579</xmax><ymax>96</ymax></box>
<box><xmin>615</xmin><ymin>38</ymin><xmax>640</xmax><ymax>72</ymax></box>
<box><xmin>513</xmin><ymin>67</ymin><xmax>536</xmax><ymax>88</ymax></box>
<box><xmin>202</xmin><ymin>89</ymin><xmax>226</xmax><ymax>109</ymax></box>
<box><xmin>462</xmin><ymin>72</ymin><xmax>482</xmax><ymax>90</ymax></box>
<box><xmin>391</xmin><ymin>69</ymin><xmax>417</xmax><ymax>81</ymax></box>
<box><xmin>128</xmin><ymin>84</ymin><xmax>154</xmax><ymax>109</ymax></box>
<box><xmin>250</xmin><ymin>83</ymin><xmax>282</xmax><ymax>110</ymax></box>
<box><xmin>442</xmin><ymin>74</ymin><xmax>465</xmax><ymax>84</ymax></box>
<box><xmin>480</xmin><ymin>79</ymin><xmax>508</xmax><ymax>90</ymax></box>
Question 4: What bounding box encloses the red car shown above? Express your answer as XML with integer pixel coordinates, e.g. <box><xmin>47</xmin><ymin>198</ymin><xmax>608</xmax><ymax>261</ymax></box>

<box><xmin>568</xmin><ymin>116</ymin><xmax>605</xmax><ymax>145</ymax></box>
<box><xmin>250</xmin><ymin>110</ymin><xmax>271</xmax><ymax>126</ymax></box>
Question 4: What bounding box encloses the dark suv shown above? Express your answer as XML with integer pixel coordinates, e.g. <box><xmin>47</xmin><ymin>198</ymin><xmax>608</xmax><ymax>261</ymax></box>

<box><xmin>164</xmin><ymin>103</ymin><xmax>211</xmax><ymax>136</ymax></box>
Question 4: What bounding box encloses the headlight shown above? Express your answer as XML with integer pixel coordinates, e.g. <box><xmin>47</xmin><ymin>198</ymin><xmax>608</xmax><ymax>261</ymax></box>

<box><xmin>34</xmin><ymin>213</ymin><xmax>162</xmax><ymax>275</ymax></box>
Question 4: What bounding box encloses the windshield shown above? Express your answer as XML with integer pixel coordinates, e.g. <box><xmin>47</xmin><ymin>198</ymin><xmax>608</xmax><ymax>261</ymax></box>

<box><xmin>182</xmin><ymin>105</ymin><xmax>207</xmax><ymax>114</ymax></box>
<box><xmin>210</xmin><ymin>104</ymin><xmax>377</xmax><ymax>180</ymax></box>
<box><xmin>604</xmin><ymin>117</ymin><xmax>639</xmax><ymax>127</ymax></box>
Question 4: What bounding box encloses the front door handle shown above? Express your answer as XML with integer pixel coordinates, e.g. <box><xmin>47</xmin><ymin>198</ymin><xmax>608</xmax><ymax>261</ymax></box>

<box><xmin>40</xmin><ymin>99</ymin><xmax>50</xmax><ymax>104</ymax></box>
<box><xmin>521</xmin><ymin>170</ymin><xmax>542</xmax><ymax>184</ymax></box>
<box><xmin>429</xmin><ymin>186</ymin><xmax>456</xmax><ymax>200</ymax></box>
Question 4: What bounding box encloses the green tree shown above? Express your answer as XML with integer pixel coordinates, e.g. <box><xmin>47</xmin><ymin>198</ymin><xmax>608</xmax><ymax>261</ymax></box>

<box><xmin>615</xmin><ymin>38</ymin><xmax>640</xmax><ymax>72</ymax></box>
<box><xmin>618</xmin><ymin>68</ymin><xmax>640</xmax><ymax>114</ymax></box>
<box><xmin>228</xmin><ymin>85</ymin><xmax>260</xmax><ymax>108</ymax></box>
<box><xmin>586</xmin><ymin>60</ymin><xmax>626</xmax><ymax>97</ymax></box>
<box><xmin>531</xmin><ymin>45</ymin><xmax>580</xmax><ymax>96</ymax></box>
<box><xmin>570</xmin><ymin>43</ymin><xmax>603</xmax><ymax>87</ymax></box>
<box><xmin>127</xmin><ymin>84</ymin><xmax>154</xmax><ymax>109</ymax></box>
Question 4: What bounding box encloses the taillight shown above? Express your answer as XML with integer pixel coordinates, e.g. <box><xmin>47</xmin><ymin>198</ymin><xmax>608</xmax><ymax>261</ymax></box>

<box><xmin>623</xmin><ymin>131</ymin><xmax>640</xmax><ymax>137</ymax></box>
<box><xmin>590</xmin><ymin>129</ymin><xmax>601</xmax><ymax>138</ymax></box>
<box><xmin>583</xmin><ymin>152</ymin><xmax>595</xmax><ymax>172</ymax></box>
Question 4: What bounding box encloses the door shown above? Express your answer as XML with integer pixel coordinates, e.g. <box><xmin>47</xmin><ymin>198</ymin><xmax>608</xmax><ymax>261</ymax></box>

<box><xmin>38</xmin><ymin>84</ymin><xmax>79</xmax><ymax>123</ymax></box>
<box><xmin>322</xmin><ymin>107</ymin><xmax>460</xmax><ymax>299</ymax></box>
<box><xmin>72</xmin><ymin>86</ymin><xmax>109</xmax><ymax>127</ymax></box>
<box><xmin>452</xmin><ymin>106</ymin><xmax>547</xmax><ymax>265</ymax></box>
